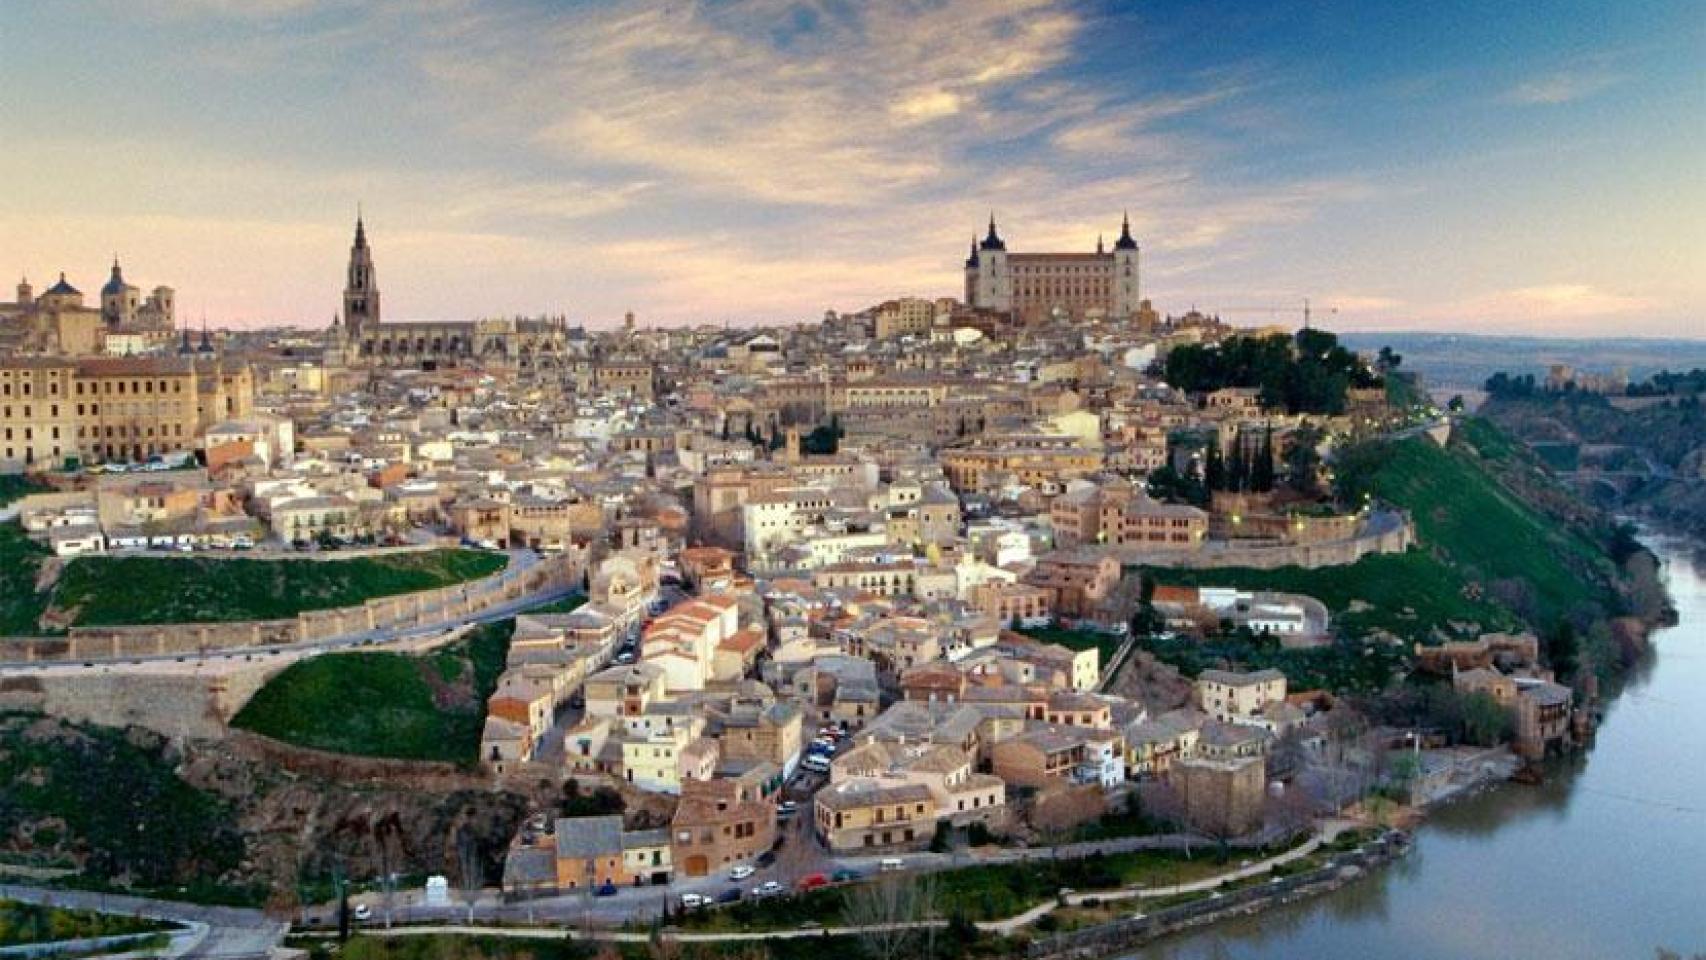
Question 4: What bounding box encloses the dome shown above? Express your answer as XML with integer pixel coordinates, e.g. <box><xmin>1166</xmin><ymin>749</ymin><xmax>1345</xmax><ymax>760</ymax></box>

<box><xmin>44</xmin><ymin>272</ymin><xmax>80</xmax><ymax>297</ymax></box>
<box><xmin>101</xmin><ymin>259</ymin><xmax>134</xmax><ymax>296</ymax></box>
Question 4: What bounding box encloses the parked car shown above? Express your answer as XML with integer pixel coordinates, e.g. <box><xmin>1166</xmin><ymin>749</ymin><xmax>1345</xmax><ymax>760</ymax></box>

<box><xmin>729</xmin><ymin>864</ymin><xmax>756</xmax><ymax>881</ymax></box>
<box><xmin>777</xmin><ymin>801</ymin><xmax>799</xmax><ymax>818</ymax></box>
<box><xmin>594</xmin><ymin>882</ymin><xmax>619</xmax><ymax>897</ymax></box>
<box><xmin>831</xmin><ymin>868</ymin><xmax>863</xmax><ymax>883</ymax></box>
<box><xmin>878</xmin><ymin>857</ymin><xmax>906</xmax><ymax>872</ymax></box>
<box><xmin>352</xmin><ymin>904</ymin><xmax>372</xmax><ymax>921</ymax></box>
<box><xmin>797</xmin><ymin>873</ymin><xmax>828</xmax><ymax>892</ymax></box>
<box><xmin>751</xmin><ymin>881</ymin><xmax>784</xmax><ymax>899</ymax></box>
<box><xmin>680</xmin><ymin>893</ymin><xmax>706</xmax><ymax>909</ymax></box>
<box><xmin>756</xmin><ymin>850</ymin><xmax>777</xmax><ymax>868</ymax></box>
<box><xmin>716</xmin><ymin>887</ymin><xmax>742</xmax><ymax>904</ymax></box>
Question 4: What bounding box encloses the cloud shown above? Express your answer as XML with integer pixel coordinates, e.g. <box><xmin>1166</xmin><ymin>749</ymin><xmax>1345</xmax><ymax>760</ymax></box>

<box><xmin>1459</xmin><ymin>284</ymin><xmax>1658</xmax><ymax>319</ymax></box>
<box><xmin>8</xmin><ymin>0</ymin><xmax>1412</xmax><ymax>328</ymax></box>
<box><xmin>1503</xmin><ymin>66</ymin><xmax>1622</xmax><ymax>105</ymax></box>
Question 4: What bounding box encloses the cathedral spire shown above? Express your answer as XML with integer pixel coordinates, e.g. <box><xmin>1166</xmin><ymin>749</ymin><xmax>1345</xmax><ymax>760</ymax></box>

<box><xmin>1097</xmin><ymin>234</ymin><xmax>1104</xmax><ymax>255</ymax></box>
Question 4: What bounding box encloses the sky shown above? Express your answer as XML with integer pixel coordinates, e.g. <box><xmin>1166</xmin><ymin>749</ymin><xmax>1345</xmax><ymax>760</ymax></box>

<box><xmin>1</xmin><ymin>0</ymin><xmax>1702</xmax><ymax>336</ymax></box>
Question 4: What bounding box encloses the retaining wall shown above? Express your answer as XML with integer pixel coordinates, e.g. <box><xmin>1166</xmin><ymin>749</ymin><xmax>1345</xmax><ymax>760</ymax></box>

<box><xmin>0</xmin><ymin>554</ymin><xmax>570</xmax><ymax>664</ymax></box>
<box><xmin>0</xmin><ymin>660</ymin><xmax>282</xmax><ymax>741</ymax></box>
<box><xmin>1120</xmin><ymin>513</ymin><xmax>1414</xmax><ymax>571</ymax></box>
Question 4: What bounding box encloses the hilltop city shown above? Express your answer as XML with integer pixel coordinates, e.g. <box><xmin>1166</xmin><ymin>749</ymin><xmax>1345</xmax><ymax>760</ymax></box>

<box><xmin>0</xmin><ymin>213</ymin><xmax>1658</xmax><ymax>957</ymax></box>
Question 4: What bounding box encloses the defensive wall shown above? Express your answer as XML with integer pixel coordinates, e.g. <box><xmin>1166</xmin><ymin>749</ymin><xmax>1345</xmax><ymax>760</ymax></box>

<box><xmin>0</xmin><ymin>553</ymin><xmax>570</xmax><ymax>664</ymax></box>
<box><xmin>1120</xmin><ymin>509</ymin><xmax>1415</xmax><ymax>571</ymax></box>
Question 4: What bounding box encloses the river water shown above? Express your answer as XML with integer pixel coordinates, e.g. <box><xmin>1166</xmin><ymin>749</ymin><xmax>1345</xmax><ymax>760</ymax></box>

<box><xmin>1129</xmin><ymin>540</ymin><xmax>1706</xmax><ymax>960</ymax></box>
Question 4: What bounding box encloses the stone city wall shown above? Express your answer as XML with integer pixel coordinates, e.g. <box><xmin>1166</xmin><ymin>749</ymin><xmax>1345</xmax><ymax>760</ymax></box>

<box><xmin>0</xmin><ymin>660</ymin><xmax>281</xmax><ymax>741</ymax></box>
<box><xmin>0</xmin><ymin>554</ymin><xmax>570</xmax><ymax>664</ymax></box>
<box><xmin>1122</xmin><ymin>511</ymin><xmax>1414</xmax><ymax>571</ymax></box>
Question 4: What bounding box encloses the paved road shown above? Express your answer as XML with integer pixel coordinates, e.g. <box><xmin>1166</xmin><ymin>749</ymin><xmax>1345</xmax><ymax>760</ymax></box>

<box><xmin>1</xmin><ymin>549</ymin><xmax>575</xmax><ymax>673</ymax></box>
<box><xmin>302</xmin><ymin>827</ymin><xmax>1338</xmax><ymax>942</ymax></box>
<box><xmin>319</xmin><ymin>819</ymin><xmax>1291</xmax><ymax>928</ymax></box>
<box><xmin>0</xmin><ymin>884</ymin><xmax>286</xmax><ymax>959</ymax></box>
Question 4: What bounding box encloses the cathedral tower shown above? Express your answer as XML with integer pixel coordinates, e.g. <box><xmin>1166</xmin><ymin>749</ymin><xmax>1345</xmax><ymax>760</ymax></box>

<box><xmin>343</xmin><ymin>213</ymin><xmax>379</xmax><ymax>340</ymax></box>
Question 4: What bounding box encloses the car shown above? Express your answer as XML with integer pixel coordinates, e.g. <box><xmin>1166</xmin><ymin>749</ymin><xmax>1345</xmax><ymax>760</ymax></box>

<box><xmin>806</xmin><ymin>742</ymin><xmax>833</xmax><ymax>756</ymax></box>
<box><xmin>351</xmin><ymin>904</ymin><xmax>372</xmax><ymax>921</ymax></box>
<box><xmin>751</xmin><ymin>881</ymin><xmax>784</xmax><ymax>898</ymax></box>
<box><xmin>680</xmin><ymin>893</ymin><xmax>706</xmax><ymax>909</ymax></box>
<box><xmin>797</xmin><ymin>873</ymin><xmax>828</xmax><ymax>892</ymax></box>
<box><xmin>777</xmin><ymin>801</ymin><xmax>799</xmax><ymax>818</ymax></box>
<box><xmin>801</xmin><ymin>755</ymin><xmax>831</xmax><ymax>774</ymax></box>
<box><xmin>878</xmin><ymin>857</ymin><xmax>906</xmax><ymax>872</ymax></box>
<box><xmin>593</xmin><ymin>882</ymin><xmax>619</xmax><ymax>898</ymax></box>
<box><xmin>831</xmin><ymin>868</ymin><xmax>862</xmax><ymax>883</ymax></box>
<box><xmin>715</xmin><ymin>888</ymin><xmax>742</xmax><ymax>904</ymax></box>
<box><xmin>729</xmin><ymin>864</ymin><xmax>756</xmax><ymax>881</ymax></box>
<box><xmin>756</xmin><ymin>850</ymin><xmax>777</xmax><ymax>868</ymax></box>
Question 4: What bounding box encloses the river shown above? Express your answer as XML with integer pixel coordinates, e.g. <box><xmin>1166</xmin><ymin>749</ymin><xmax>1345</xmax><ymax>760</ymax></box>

<box><xmin>1129</xmin><ymin>540</ymin><xmax>1706</xmax><ymax>960</ymax></box>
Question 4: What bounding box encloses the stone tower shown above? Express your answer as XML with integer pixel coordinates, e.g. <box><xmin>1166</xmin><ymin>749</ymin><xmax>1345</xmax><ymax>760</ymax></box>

<box><xmin>1112</xmin><ymin>211</ymin><xmax>1141</xmax><ymax>317</ymax></box>
<box><xmin>343</xmin><ymin>213</ymin><xmax>379</xmax><ymax>340</ymax></box>
<box><xmin>969</xmin><ymin>214</ymin><xmax>1011</xmax><ymax>312</ymax></box>
<box><xmin>101</xmin><ymin>257</ymin><xmax>140</xmax><ymax>326</ymax></box>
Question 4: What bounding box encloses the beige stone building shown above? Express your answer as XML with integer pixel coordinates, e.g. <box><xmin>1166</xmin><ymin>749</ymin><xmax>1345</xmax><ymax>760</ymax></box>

<box><xmin>963</xmin><ymin>215</ymin><xmax>1141</xmax><ymax>323</ymax></box>
<box><xmin>1</xmin><ymin>355</ymin><xmax>252</xmax><ymax>472</ymax></box>
<box><xmin>1196</xmin><ymin>669</ymin><xmax>1288</xmax><ymax>724</ymax></box>
<box><xmin>813</xmin><ymin>780</ymin><xmax>937</xmax><ymax>852</ymax></box>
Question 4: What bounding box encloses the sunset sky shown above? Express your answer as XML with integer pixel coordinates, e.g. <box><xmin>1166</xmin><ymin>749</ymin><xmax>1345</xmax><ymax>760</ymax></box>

<box><xmin>2</xmin><ymin>0</ymin><xmax>1702</xmax><ymax>335</ymax></box>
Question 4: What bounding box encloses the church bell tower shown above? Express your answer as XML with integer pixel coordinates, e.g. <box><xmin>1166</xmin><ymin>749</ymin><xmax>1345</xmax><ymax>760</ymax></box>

<box><xmin>343</xmin><ymin>212</ymin><xmax>379</xmax><ymax>340</ymax></box>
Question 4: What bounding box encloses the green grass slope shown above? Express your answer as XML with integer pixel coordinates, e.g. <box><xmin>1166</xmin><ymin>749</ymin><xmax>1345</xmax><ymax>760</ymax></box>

<box><xmin>49</xmin><ymin>548</ymin><xmax>506</xmax><ymax>628</ymax></box>
<box><xmin>0</xmin><ymin>713</ymin><xmax>245</xmax><ymax>895</ymax></box>
<box><xmin>1372</xmin><ymin>419</ymin><xmax>1616</xmax><ymax>630</ymax></box>
<box><xmin>232</xmin><ymin>619</ymin><xmax>513</xmax><ymax>763</ymax></box>
<box><xmin>0</xmin><ymin>525</ymin><xmax>53</xmax><ymax>635</ymax></box>
<box><xmin>1146</xmin><ymin>549</ymin><xmax>1517</xmax><ymax>645</ymax></box>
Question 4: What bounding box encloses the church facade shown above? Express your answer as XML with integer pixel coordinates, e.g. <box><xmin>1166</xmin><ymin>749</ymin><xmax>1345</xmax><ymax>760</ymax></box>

<box><xmin>331</xmin><ymin>217</ymin><xmax>574</xmax><ymax>371</ymax></box>
<box><xmin>963</xmin><ymin>215</ymin><xmax>1141</xmax><ymax>323</ymax></box>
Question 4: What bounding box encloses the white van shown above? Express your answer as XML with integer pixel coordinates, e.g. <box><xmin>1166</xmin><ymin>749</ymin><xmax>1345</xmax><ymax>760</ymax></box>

<box><xmin>801</xmin><ymin>754</ymin><xmax>831</xmax><ymax>774</ymax></box>
<box><xmin>879</xmin><ymin>858</ymin><xmax>906</xmax><ymax>873</ymax></box>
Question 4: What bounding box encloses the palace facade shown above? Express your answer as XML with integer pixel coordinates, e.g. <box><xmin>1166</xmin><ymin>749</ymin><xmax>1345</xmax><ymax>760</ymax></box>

<box><xmin>963</xmin><ymin>215</ymin><xmax>1141</xmax><ymax>323</ymax></box>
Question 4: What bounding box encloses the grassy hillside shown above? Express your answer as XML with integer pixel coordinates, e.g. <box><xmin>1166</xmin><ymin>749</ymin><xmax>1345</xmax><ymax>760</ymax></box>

<box><xmin>1136</xmin><ymin>417</ymin><xmax>1627</xmax><ymax>691</ymax></box>
<box><xmin>232</xmin><ymin>619</ymin><xmax>514</xmax><ymax>763</ymax></box>
<box><xmin>0</xmin><ymin>525</ymin><xmax>52</xmax><ymax>635</ymax></box>
<box><xmin>0</xmin><ymin>476</ymin><xmax>47</xmax><ymax>507</ymax></box>
<box><xmin>48</xmin><ymin>548</ymin><xmax>506</xmax><ymax>628</ymax></box>
<box><xmin>1146</xmin><ymin>549</ymin><xmax>1517</xmax><ymax>645</ymax></box>
<box><xmin>0</xmin><ymin>713</ymin><xmax>245</xmax><ymax>896</ymax></box>
<box><xmin>1371</xmin><ymin>419</ymin><xmax>1617</xmax><ymax>631</ymax></box>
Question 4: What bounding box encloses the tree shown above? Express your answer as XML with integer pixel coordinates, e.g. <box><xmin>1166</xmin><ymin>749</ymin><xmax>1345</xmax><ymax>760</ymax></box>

<box><xmin>1461</xmin><ymin>692</ymin><xmax>1513</xmax><ymax>747</ymax></box>
<box><xmin>374</xmin><ymin>813</ymin><xmax>404</xmax><ymax>928</ymax></box>
<box><xmin>1251</xmin><ymin>427</ymin><xmax>1276</xmax><ymax>492</ymax></box>
<box><xmin>842</xmin><ymin>873</ymin><xmax>935</xmax><ymax>960</ymax></box>
<box><xmin>1283</xmin><ymin>423</ymin><xmax>1324</xmax><ymax>495</ymax></box>
<box><xmin>1376</xmin><ymin>346</ymin><xmax>1402</xmax><ymax>372</ymax></box>
<box><xmin>456</xmin><ymin>826</ymin><xmax>484</xmax><ymax>924</ymax></box>
<box><xmin>1544</xmin><ymin>621</ymin><xmax>1581</xmax><ymax>681</ymax></box>
<box><xmin>1204</xmin><ymin>442</ymin><xmax>1226</xmax><ymax>492</ymax></box>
